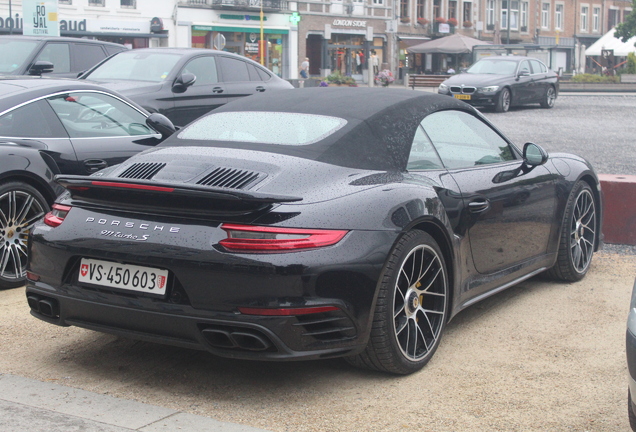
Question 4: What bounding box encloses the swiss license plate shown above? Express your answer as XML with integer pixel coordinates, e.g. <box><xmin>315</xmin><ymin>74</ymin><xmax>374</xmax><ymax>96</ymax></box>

<box><xmin>454</xmin><ymin>94</ymin><xmax>471</xmax><ymax>100</ymax></box>
<box><xmin>78</xmin><ymin>258</ymin><xmax>169</xmax><ymax>295</ymax></box>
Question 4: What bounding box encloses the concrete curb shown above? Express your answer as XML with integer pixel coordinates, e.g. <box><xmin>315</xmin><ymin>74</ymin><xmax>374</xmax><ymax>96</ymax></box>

<box><xmin>0</xmin><ymin>374</ymin><xmax>272</xmax><ymax>432</ymax></box>
<box><xmin>599</xmin><ymin>174</ymin><xmax>636</xmax><ymax>246</ymax></box>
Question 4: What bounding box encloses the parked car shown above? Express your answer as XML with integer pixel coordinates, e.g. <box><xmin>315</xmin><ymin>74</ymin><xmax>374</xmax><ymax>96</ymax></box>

<box><xmin>79</xmin><ymin>48</ymin><xmax>294</xmax><ymax>126</ymax></box>
<box><xmin>0</xmin><ymin>77</ymin><xmax>175</xmax><ymax>289</ymax></box>
<box><xmin>627</xmin><ymin>278</ymin><xmax>636</xmax><ymax>430</ymax></box>
<box><xmin>0</xmin><ymin>35</ymin><xmax>126</xmax><ymax>77</ymax></box>
<box><xmin>438</xmin><ymin>56</ymin><xmax>559</xmax><ymax>113</ymax></box>
<box><xmin>26</xmin><ymin>88</ymin><xmax>601</xmax><ymax>374</ymax></box>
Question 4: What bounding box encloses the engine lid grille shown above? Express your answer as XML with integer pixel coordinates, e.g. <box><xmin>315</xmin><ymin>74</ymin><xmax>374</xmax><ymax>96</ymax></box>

<box><xmin>118</xmin><ymin>162</ymin><xmax>166</xmax><ymax>180</ymax></box>
<box><xmin>196</xmin><ymin>167</ymin><xmax>261</xmax><ymax>190</ymax></box>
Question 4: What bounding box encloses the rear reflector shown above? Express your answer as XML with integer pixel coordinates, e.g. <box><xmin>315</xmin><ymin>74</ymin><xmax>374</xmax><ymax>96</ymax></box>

<box><xmin>26</xmin><ymin>271</ymin><xmax>40</xmax><ymax>282</ymax></box>
<box><xmin>43</xmin><ymin>204</ymin><xmax>72</xmax><ymax>227</ymax></box>
<box><xmin>219</xmin><ymin>224</ymin><xmax>348</xmax><ymax>252</ymax></box>
<box><xmin>238</xmin><ymin>306</ymin><xmax>340</xmax><ymax>316</ymax></box>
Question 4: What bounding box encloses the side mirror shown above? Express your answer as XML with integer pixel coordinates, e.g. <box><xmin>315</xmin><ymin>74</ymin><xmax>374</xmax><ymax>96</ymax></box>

<box><xmin>523</xmin><ymin>142</ymin><xmax>548</xmax><ymax>166</ymax></box>
<box><xmin>517</xmin><ymin>70</ymin><xmax>530</xmax><ymax>78</ymax></box>
<box><xmin>172</xmin><ymin>73</ymin><xmax>196</xmax><ymax>93</ymax></box>
<box><xmin>28</xmin><ymin>61</ymin><xmax>54</xmax><ymax>76</ymax></box>
<box><xmin>146</xmin><ymin>113</ymin><xmax>176</xmax><ymax>140</ymax></box>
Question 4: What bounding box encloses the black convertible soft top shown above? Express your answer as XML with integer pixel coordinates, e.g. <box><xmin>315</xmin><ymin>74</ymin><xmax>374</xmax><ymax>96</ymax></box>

<box><xmin>167</xmin><ymin>87</ymin><xmax>476</xmax><ymax>171</ymax></box>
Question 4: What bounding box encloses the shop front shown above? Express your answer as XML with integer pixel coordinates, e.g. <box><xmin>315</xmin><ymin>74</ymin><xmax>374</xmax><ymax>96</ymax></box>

<box><xmin>301</xmin><ymin>18</ymin><xmax>387</xmax><ymax>81</ymax></box>
<box><xmin>191</xmin><ymin>22</ymin><xmax>288</xmax><ymax>78</ymax></box>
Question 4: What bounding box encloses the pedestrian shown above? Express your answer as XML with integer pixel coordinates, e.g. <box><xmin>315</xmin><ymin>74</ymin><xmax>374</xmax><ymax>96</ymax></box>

<box><xmin>300</xmin><ymin>57</ymin><xmax>309</xmax><ymax>79</ymax></box>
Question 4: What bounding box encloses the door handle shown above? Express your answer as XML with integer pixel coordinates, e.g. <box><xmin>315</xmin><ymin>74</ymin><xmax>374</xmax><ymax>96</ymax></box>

<box><xmin>256</xmin><ymin>86</ymin><xmax>266</xmax><ymax>92</ymax></box>
<box><xmin>84</xmin><ymin>159</ymin><xmax>108</xmax><ymax>172</ymax></box>
<box><xmin>468</xmin><ymin>199</ymin><xmax>490</xmax><ymax>213</ymax></box>
<box><xmin>212</xmin><ymin>87</ymin><xmax>224</xmax><ymax>93</ymax></box>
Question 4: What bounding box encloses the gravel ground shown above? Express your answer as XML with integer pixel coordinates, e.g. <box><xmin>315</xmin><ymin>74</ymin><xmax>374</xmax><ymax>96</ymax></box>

<box><xmin>1</xmin><ymin>251</ymin><xmax>634</xmax><ymax>431</ymax></box>
<box><xmin>482</xmin><ymin>94</ymin><xmax>636</xmax><ymax>177</ymax></box>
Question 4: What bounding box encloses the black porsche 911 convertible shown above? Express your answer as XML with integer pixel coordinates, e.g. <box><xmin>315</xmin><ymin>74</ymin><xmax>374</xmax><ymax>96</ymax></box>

<box><xmin>26</xmin><ymin>88</ymin><xmax>601</xmax><ymax>375</ymax></box>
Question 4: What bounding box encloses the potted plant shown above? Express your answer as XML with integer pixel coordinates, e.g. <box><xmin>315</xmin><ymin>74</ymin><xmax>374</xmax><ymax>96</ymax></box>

<box><xmin>326</xmin><ymin>71</ymin><xmax>357</xmax><ymax>86</ymax></box>
<box><xmin>447</xmin><ymin>18</ymin><xmax>458</xmax><ymax>27</ymax></box>
<box><xmin>463</xmin><ymin>20</ymin><xmax>473</xmax><ymax>28</ymax></box>
<box><xmin>374</xmin><ymin>69</ymin><xmax>395</xmax><ymax>87</ymax></box>
<box><xmin>435</xmin><ymin>16</ymin><xmax>447</xmax><ymax>23</ymax></box>
<box><xmin>401</xmin><ymin>16</ymin><xmax>411</xmax><ymax>24</ymax></box>
<box><xmin>417</xmin><ymin>17</ymin><xmax>429</xmax><ymax>26</ymax></box>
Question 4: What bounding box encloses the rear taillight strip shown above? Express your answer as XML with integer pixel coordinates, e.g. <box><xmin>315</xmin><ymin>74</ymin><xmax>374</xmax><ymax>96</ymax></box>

<box><xmin>43</xmin><ymin>204</ymin><xmax>72</xmax><ymax>227</ymax></box>
<box><xmin>220</xmin><ymin>223</ymin><xmax>348</xmax><ymax>252</ymax></box>
<box><xmin>91</xmin><ymin>181</ymin><xmax>174</xmax><ymax>192</ymax></box>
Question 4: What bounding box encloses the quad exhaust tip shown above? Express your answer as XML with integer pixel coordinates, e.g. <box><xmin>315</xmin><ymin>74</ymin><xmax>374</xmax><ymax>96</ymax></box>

<box><xmin>201</xmin><ymin>328</ymin><xmax>272</xmax><ymax>352</ymax></box>
<box><xmin>27</xmin><ymin>294</ymin><xmax>60</xmax><ymax>319</ymax></box>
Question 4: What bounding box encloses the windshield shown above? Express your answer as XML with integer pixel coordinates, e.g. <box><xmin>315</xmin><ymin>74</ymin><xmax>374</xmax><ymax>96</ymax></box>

<box><xmin>84</xmin><ymin>51</ymin><xmax>182</xmax><ymax>82</ymax></box>
<box><xmin>0</xmin><ymin>39</ymin><xmax>39</xmax><ymax>74</ymax></box>
<box><xmin>467</xmin><ymin>59</ymin><xmax>518</xmax><ymax>75</ymax></box>
<box><xmin>178</xmin><ymin>112</ymin><xmax>348</xmax><ymax>146</ymax></box>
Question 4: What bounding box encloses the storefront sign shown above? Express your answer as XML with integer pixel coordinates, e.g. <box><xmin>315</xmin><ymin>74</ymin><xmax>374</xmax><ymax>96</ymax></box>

<box><xmin>86</xmin><ymin>19</ymin><xmax>150</xmax><ymax>34</ymax></box>
<box><xmin>332</xmin><ymin>19</ymin><xmax>367</xmax><ymax>28</ymax></box>
<box><xmin>23</xmin><ymin>0</ymin><xmax>59</xmax><ymax>36</ymax></box>
<box><xmin>0</xmin><ymin>15</ymin><xmax>23</xmax><ymax>32</ymax></box>
<box><xmin>438</xmin><ymin>23</ymin><xmax>450</xmax><ymax>33</ymax></box>
<box><xmin>59</xmin><ymin>19</ymin><xmax>86</xmax><ymax>32</ymax></box>
<box><xmin>219</xmin><ymin>14</ymin><xmax>267</xmax><ymax>21</ymax></box>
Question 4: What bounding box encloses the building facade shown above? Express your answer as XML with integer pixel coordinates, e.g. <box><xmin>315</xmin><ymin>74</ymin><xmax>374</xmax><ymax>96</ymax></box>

<box><xmin>0</xmin><ymin>0</ymin><xmax>173</xmax><ymax>48</ymax></box>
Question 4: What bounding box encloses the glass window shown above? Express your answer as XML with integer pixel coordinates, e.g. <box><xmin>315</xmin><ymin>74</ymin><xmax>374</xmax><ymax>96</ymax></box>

<box><xmin>0</xmin><ymin>39</ymin><xmax>39</xmax><ymax>74</ymax></box>
<box><xmin>121</xmin><ymin>0</ymin><xmax>136</xmax><ymax>8</ymax></box>
<box><xmin>463</xmin><ymin>2</ymin><xmax>472</xmax><ymax>24</ymax></box>
<box><xmin>467</xmin><ymin>59</ymin><xmax>518</xmax><ymax>75</ymax></box>
<box><xmin>519</xmin><ymin>60</ymin><xmax>531</xmax><ymax>74</ymax></box>
<box><xmin>182</xmin><ymin>56</ymin><xmax>218</xmax><ymax>86</ymax></box>
<box><xmin>581</xmin><ymin>6</ymin><xmax>589</xmax><ymax>32</ymax></box>
<box><xmin>85</xmin><ymin>51</ymin><xmax>182</xmax><ymax>82</ymax></box>
<box><xmin>218</xmin><ymin>56</ymin><xmax>250</xmax><ymax>82</ymax></box>
<box><xmin>74</xmin><ymin>44</ymin><xmax>107</xmax><ymax>72</ymax></box>
<box><xmin>421</xmin><ymin>110</ymin><xmax>515</xmax><ymax>169</ymax></box>
<box><xmin>0</xmin><ymin>100</ymin><xmax>66</xmax><ymax>138</ymax></box>
<box><xmin>521</xmin><ymin>1</ymin><xmax>528</xmax><ymax>29</ymax></box>
<box><xmin>530</xmin><ymin>59</ymin><xmax>547</xmax><ymax>74</ymax></box>
<box><xmin>542</xmin><ymin>2</ymin><xmax>550</xmax><ymax>28</ymax></box>
<box><xmin>89</xmin><ymin>0</ymin><xmax>105</xmax><ymax>6</ymax></box>
<box><xmin>36</xmin><ymin>43</ymin><xmax>71</xmax><ymax>74</ymax></box>
<box><xmin>417</xmin><ymin>0</ymin><xmax>426</xmax><ymax>19</ymax></box>
<box><xmin>449</xmin><ymin>0</ymin><xmax>457</xmax><ymax>19</ymax></box>
<box><xmin>487</xmin><ymin>0</ymin><xmax>495</xmax><ymax>27</ymax></box>
<box><xmin>179</xmin><ymin>112</ymin><xmax>347</xmax><ymax>146</ymax></box>
<box><xmin>47</xmin><ymin>92</ymin><xmax>154</xmax><ymax>138</ymax></box>
<box><xmin>555</xmin><ymin>4</ymin><xmax>564</xmax><ymax>30</ymax></box>
<box><xmin>407</xmin><ymin>127</ymin><xmax>444</xmax><ymax>170</ymax></box>
<box><xmin>593</xmin><ymin>7</ymin><xmax>600</xmax><ymax>32</ymax></box>
<box><xmin>401</xmin><ymin>0</ymin><xmax>410</xmax><ymax>18</ymax></box>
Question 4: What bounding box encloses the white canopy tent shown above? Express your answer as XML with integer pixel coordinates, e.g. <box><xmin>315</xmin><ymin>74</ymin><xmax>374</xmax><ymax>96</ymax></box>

<box><xmin>585</xmin><ymin>28</ymin><xmax>636</xmax><ymax>56</ymax></box>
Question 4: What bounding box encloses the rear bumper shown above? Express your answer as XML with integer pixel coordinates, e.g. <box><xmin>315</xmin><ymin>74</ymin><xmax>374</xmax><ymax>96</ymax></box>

<box><xmin>26</xmin><ymin>287</ymin><xmax>366</xmax><ymax>360</ymax></box>
<box><xmin>27</xmin><ymin>214</ymin><xmax>396</xmax><ymax>360</ymax></box>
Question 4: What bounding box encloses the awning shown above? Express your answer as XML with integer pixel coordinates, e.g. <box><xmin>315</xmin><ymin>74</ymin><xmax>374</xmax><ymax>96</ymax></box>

<box><xmin>399</xmin><ymin>36</ymin><xmax>431</xmax><ymax>48</ymax></box>
<box><xmin>407</xmin><ymin>33</ymin><xmax>490</xmax><ymax>54</ymax></box>
<box><xmin>585</xmin><ymin>28</ymin><xmax>636</xmax><ymax>56</ymax></box>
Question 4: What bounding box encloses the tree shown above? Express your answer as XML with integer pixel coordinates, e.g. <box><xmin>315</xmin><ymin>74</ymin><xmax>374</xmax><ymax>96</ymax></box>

<box><xmin>615</xmin><ymin>0</ymin><xmax>636</xmax><ymax>43</ymax></box>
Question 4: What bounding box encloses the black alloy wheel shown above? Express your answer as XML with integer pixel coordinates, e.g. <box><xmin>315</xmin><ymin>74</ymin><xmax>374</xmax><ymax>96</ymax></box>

<box><xmin>540</xmin><ymin>86</ymin><xmax>556</xmax><ymax>108</ymax></box>
<box><xmin>346</xmin><ymin>230</ymin><xmax>449</xmax><ymax>374</ymax></box>
<box><xmin>0</xmin><ymin>182</ymin><xmax>48</xmax><ymax>289</ymax></box>
<box><xmin>547</xmin><ymin>181</ymin><xmax>597</xmax><ymax>282</ymax></box>
<box><xmin>495</xmin><ymin>88</ymin><xmax>511</xmax><ymax>112</ymax></box>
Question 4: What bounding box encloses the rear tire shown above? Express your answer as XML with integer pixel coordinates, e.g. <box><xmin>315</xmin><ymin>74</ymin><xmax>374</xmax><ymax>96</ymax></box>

<box><xmin>345</xmin><ymin>230</ymin><xmax>449</xmax><ymax>375</ymax></box>
<box><xmin>495</xmin><ymin>88</ymin><xmax>511</xmax><ymax>112</ymax></box>
<box><xmin>0</xmin><ymin>181</ymin><xmax>48</xmax><ymax>289</ymax></box>
<box><xmin>540</xmin><ymin>86</ymin><xmax>556</xmax><ymax>108</ymax></box>
<box><xmin>546</xmin><ymin>181</ymin><xmax>597</xmax><ymax>282</ymax></box>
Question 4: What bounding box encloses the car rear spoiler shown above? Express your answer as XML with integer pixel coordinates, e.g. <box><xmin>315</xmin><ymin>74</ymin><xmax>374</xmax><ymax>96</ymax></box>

<box><xmin>55</xmin><ymin>175</ymin><xmax>302</xmax><ymax>217</ymax></box>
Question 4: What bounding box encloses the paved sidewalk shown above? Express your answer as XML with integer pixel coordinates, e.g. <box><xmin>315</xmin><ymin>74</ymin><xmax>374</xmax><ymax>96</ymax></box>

<box><xmin>0</xmin><ymin>374</ymin><xmax>272</xmax><ymax>432</ymax></box>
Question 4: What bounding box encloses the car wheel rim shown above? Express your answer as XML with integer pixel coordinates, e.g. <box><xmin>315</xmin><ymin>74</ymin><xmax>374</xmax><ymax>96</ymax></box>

<box><xmin>547</xmin><ymin>88</ymin><xmax>555</xmax><ymax>106</ymax></box>
<box><xmin>0</xmin><ymin>190</ymin><xmax>45</xmax><ymax>282</ymax></box>
<box><xmin>502</xmin><ymin>90</ymin><xmax>510</xmax><ymax>110</ymax></box>
<box><xmin>392</xmin><ymin>244</ymin><xmax>447</xmax><ymax>361</ymax></box>
<box><xmin>569</xmin><ymin>189</ymin><xmax>596</xmax><ymax>273</ymax></box>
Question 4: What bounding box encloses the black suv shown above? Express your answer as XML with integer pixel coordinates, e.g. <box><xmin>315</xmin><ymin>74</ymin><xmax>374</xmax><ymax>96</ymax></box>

<box><xmin>0</xmin><ymin>35</ymin><xmax>127</xmax><ymax>77</ymax></box>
